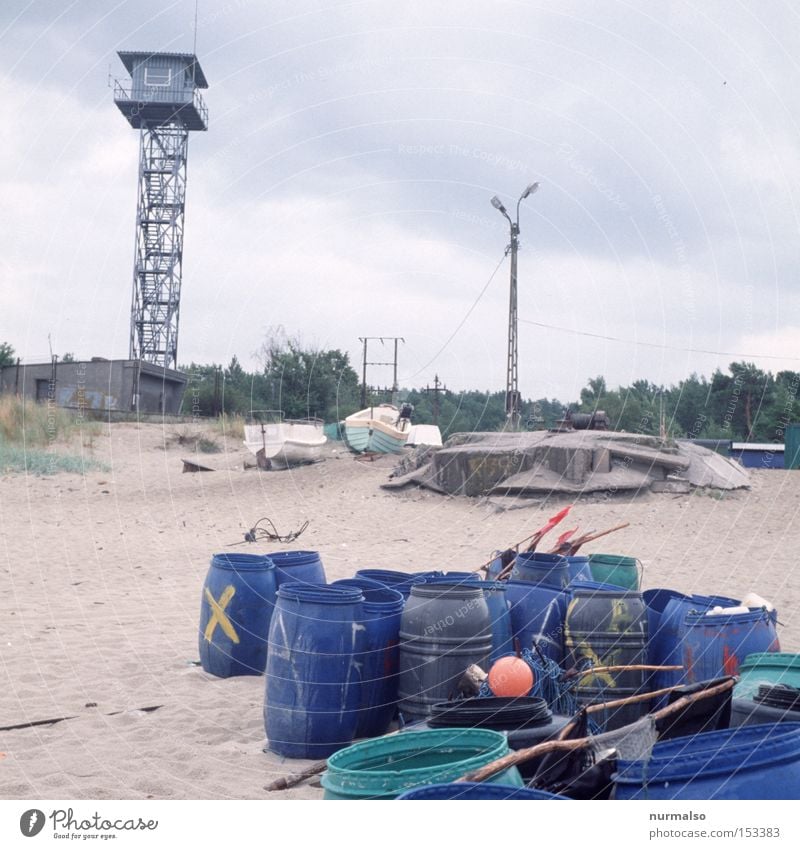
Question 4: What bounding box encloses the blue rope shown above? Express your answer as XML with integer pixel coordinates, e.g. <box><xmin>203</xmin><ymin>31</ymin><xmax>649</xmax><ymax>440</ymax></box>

<box><xmin>477</xmin><ymin>645</ymin><xmax>582</xmax><ymax>716</ymax></box>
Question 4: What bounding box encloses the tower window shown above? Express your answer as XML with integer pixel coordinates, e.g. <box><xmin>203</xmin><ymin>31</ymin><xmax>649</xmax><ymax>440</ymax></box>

<box><xmin>144</xmin><ymin>67</ymin><xmax>171</xmax><ymax>87</ymax></box>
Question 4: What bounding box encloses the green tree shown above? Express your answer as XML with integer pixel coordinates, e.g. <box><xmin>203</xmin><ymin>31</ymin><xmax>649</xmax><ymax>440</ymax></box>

<box><xmin>711</xmin><ymin>362</ymin><xmax>774</xmax><ymax>440</ymax></box>
<box><xmin>258</xmin><ymin>333</ymin><xmax>360</xmax><ymax>421</ymax></box>
<box><xmin>0</xmin><ymin>342</ymin><xmax>15</xmax><ymax>368</ymax></box>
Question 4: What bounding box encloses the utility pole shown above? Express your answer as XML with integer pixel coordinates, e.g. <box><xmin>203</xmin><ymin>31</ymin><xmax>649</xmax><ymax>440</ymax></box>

<box><xmin>358</xmin><ymin>337</ymin><xmax>405</xmax><ymax>407</ymax></box>
<box><xmin>425</xmin><ymin>374</ymin><xmax>446</xmax><ymax>426</ymax></box>
<box><xmin>491</xmin><ymin>182</ymin><xmax>540</xmax><ymax>430</ymax></box>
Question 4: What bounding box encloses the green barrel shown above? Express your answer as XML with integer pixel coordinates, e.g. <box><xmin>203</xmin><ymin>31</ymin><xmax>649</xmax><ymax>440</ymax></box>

<box><xmin>734</xmin><ymin>653</ymin><xmax>800</xmax><ymax>700</ymax></box>
<box><xmin>321</xmin><ymin>728</ymin><xmax>524</xmax><ymax>799</ymax></box>
<box><xmin>588</xmin><ymin>553</ymin><xmax>641</xmax><ymax>591</ymax></box>
<box><xmin>786</xmin><ymin>423</ymin><xmax>800</xmax><ymax>470</ymax></box>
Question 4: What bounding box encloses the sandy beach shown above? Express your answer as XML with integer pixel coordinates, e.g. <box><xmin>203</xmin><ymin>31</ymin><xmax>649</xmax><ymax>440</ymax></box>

<box><xmin>1</xmin><ymin>422</ymin><xmax>797</xmax><ymax>800</ymax></box>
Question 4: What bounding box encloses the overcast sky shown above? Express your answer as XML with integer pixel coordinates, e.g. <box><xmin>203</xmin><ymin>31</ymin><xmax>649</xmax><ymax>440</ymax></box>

<box><xmin>2</xmin><ymin>0</ymin><xmax>799</xmax><ymax>400</ymax></box>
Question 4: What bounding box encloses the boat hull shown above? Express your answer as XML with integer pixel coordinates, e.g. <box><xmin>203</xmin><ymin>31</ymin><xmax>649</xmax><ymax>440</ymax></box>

<box><xmin>243</xmin><ymin>422</ymin><xmax>326</xmax><ymax>468</ymax></box>
<box><xmin>345</xmin><ymin>420</ymin><xmax>408</xmax><ymax>454</ymax></box>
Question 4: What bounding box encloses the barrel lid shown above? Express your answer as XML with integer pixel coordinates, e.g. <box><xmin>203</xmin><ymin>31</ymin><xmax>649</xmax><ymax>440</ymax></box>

<box><xmin>331</xmin><ymin>578</ymin><xmax>404</xmax><ymax>610</ymax></box>
<box><xmin>355</xmin><ymin>569</ymin><xmax>426</xmax><ymax>586</ymax></box>
<box><xmin>740</xmin><ymin>652</ymin><xmax>800</xmax><ymax>673</ymax></box>
<box><xmin>277</xmin><ymin>582</ymin><xmax>363</xmax><ymax>604</ymax></box>
<box><xmin>210</xmin><ymin>552</ymin><xmax>274</xmax><ymax>571</ymax></box>
<box><xmin>429</xmin><ymin>697</ymin><xmax>551</xmax><ymax>729</ymax></box>
<box><xmin>588</xmin><ymin>553</ymin><xmax>637</xmax><ymax>567</ymax></box>
<box><xmin>268</xmin><ymin>550</ymin><xmax>320</xmax><ymax>567</ymax></box>
<box><xmin>409</xmin><ymin>581</ymin><xmax>486</xmax><ymax>598</ymax></box>
<box><xmin>684</xmin><ymin>606</ymin><xmax>773</xmax><ymax>626</ymax></box>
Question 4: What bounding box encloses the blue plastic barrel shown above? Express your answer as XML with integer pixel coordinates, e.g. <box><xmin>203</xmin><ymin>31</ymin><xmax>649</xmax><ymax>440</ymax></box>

<box><xmin>683</xmin><ymin>607</ymin><xmax>780</xmax><ymax>684</ymax></box>
<box><xmin>486</xmin><ymin>551</ymin><xmax>505</xmax><ymax>580</ymax></box>
<box><xmin>510</xmin><ymin>552</ymin><xmax>570</xmax><ymax>588</ymax></box>
<box><xmin>482</xmin><ymin>581</ymin><xmax>514</xmax><ymax>662</ymax></box>
<box><xmin>644</xmin><ymin>590</ymin><xmax>740</xmax><ymax>699</ymax></box>
<box><xmin>505</xmin><ymin>581</ymin><xmax>568</xmax><ymax>664</ymax></box>
<box><xmin>614</xmin><ymin>722</ymin><xmax>800</xmax><ymax>799</ymax></box>
<box><xmin>269</xmin><ymin>550</ymin><xmax>326</xmax><ymax>587</ymax></box>
<box><xmin>564</xmin><ymin>555</ymin><xmax>593</xmax><ymax>585</ymax></box>
<box><xmin>643</xmin><ymin>588</ymin><xmax>687</xmax><ymax>666</ymax></box>
<box><xmin>397</xmin><ymin>782</ymin><xmax>569</xmax><ymax>800</ymax></box>
<box><xmin>264</xmin><ymin>583</ymin><xmax>364</xmax><ymax>758</ymax></box>
<box><xmin>199</xmin><ymin>552</ymin><xmax>277</xmax><ymax>678</ymax></box>
<box><xmin>419</xmin><ymin>572</ymin><xmax>481</xmax><ymax>585</ymax></box>
<box><xmin>355</xmin><ymin>569</ymin><xmax>426</xmax><ymax>598</ymax></box>
<box><xmin>333</xmin><ymin>578</ymin><xmax>405</xmax><ymax>738</ymax></box>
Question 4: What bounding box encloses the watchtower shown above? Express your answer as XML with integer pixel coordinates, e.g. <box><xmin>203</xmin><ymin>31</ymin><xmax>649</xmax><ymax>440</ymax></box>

<box><xmin>113</xmin><ymin>52</ymin><xmax>209</xmax><ymax>370</ymax></box>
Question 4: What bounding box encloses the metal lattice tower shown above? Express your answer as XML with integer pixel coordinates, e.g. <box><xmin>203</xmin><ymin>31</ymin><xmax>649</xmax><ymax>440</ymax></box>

<box><xmin>113</xmin><ymin>51</ymin><xmax>209</xmax><ymax>370</ymax></box>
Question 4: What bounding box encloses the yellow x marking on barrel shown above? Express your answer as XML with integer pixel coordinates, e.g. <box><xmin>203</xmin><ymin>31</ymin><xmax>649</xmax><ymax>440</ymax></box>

<box><xmin>204</xmin><ymin>585</ymin><xmax>240</xmax><ymax>644</ymax></box>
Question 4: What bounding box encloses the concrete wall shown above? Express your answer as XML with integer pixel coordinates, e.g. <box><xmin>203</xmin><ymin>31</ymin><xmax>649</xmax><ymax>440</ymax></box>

<box><xmin>0</xmin><ymin>359</ymin><xmax>187</xmax><ymax>415</ymax></box>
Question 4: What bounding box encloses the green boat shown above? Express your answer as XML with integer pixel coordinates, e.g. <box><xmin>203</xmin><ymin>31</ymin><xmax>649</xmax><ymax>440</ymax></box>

<box><xmin>344</xmin><ymin>404</ymin><xmax>411</xmax><ymax>454</ymax></box>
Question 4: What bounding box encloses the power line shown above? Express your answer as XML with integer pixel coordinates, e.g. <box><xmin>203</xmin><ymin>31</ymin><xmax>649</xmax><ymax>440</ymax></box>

<box><xmin>518</xmin><ymin>318</ymin><xmax>800</xmax><ymax>364</ymax></box>
<box><xmin>404</xmin><ymin>252</ymin><xmax>507</xmax><ymax>380</ymax></box>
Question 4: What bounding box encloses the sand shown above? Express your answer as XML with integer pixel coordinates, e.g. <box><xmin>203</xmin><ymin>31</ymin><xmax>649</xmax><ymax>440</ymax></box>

<box><xmin>0</xmin><ymin>422</ymin><xmax>797</xmax><ymax>800</ymax></box>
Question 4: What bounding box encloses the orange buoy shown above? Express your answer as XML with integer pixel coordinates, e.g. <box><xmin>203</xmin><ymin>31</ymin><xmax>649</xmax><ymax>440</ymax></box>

<box><xmin>488</xmin><ymin>656</ymin><xmax>534</xmax><ymax>697</ymax></box>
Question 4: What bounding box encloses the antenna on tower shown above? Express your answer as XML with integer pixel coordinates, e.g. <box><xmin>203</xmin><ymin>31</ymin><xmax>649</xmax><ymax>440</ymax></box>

<box><xmin>192</xmin><ymin>0</ymin><xmax>199</xmax><ymax>85</ymax></box>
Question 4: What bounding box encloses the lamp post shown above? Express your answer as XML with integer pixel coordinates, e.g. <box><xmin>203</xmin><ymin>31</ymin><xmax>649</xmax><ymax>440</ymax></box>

<box><xmin>491</xmin><ymin>182</ymin><xmax>539</xmax><ymax>430</ymax></box>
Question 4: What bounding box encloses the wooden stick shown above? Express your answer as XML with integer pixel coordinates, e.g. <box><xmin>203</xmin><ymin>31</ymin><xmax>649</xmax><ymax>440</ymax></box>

<box><xmin>264</xmin><ymin>761</ymin><xmax>328</xmax><ymax>792</ymax></box>
<box><xmin>552</xmin><ymin>522</ymin><xmax>630</xmax><ymax>554</ymax></box>
<box><xmin>475</xmin><ymin>506</ymin><xmax>573</xmax><ymax>573</ymax></box>
<box><xmin>565</xmin><ymin>664</ymin><xmax>682</xmax><ymax>680</ymax></box>
<box><xmin>584</xmin><ymin>684</ymin><xmax>682</xmax><ymax>713</ymax></box>
<box><xmin>455</xmin><ymin>679</ymin><xmax>735</xmax><ymax>784</ymax></box>
<box><xmin>264</xmin><ymin>727</ymin><xmax>406</xmax><ymax>792</ymax></box>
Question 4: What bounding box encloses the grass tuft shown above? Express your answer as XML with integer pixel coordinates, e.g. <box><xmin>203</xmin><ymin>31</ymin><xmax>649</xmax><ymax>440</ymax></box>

<box><xmin>0</xmin><ymin>444</ymin><xmax>108</xmax><ymax>475</ymax></box>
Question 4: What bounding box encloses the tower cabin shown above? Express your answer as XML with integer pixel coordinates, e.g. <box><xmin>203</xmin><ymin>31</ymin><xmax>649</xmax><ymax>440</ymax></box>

<box><xmin>113</xmin><ymin>51</ymin><xmax>208</xmax><ymax>131</ymax></box>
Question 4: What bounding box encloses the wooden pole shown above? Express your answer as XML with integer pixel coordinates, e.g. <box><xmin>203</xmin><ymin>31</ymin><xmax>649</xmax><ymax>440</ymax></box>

<box><xmin>551</xmin><ymin>522</ymin><xmax>630</xmax><ymax>555</ymax></box>
<box><xmin>265</xmin><ymin>727</ymin><xmax>404</xmax><ymax>792</ymax></box>
<box><xmin>264</xmin><ymin>761</ymin><xmax>328</xmax><ymax>792</ymax></box>
<box><xmin>565</xmin><ymin>664</ymin><xmax>682</xmax><ymax>680</ymax></box>
<box><xmin>456</xmin><ymin>678</ymin><xmax>735</xmax><ymax>784</ymax></box>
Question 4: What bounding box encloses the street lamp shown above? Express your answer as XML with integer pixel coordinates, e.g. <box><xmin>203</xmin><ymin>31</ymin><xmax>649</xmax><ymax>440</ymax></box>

<box><xmin>491</xmin><ymin>182</ymin><xmax>539</xmax><ymax>429</ymax></box>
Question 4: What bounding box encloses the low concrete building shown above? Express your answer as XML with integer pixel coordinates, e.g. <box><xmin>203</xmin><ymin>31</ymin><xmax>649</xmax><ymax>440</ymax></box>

<box><xmin>0</xmin><ymin>359</ymin><xmax>187</xmax><ymax>415</ymax></box>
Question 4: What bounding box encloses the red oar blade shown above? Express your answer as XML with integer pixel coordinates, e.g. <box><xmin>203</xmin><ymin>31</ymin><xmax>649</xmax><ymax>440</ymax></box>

<box><xmin>554</xmin><ymin>527</ymin><xmax>579</xmax><ymax>549</ymax></box>
<box><xmin>527</xmin><ymin>504</ymin><xmax>572</xmax><ymax>551</ymax></box>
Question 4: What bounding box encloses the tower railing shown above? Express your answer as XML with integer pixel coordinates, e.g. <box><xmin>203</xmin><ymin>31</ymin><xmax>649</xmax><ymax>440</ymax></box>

<box><xmin>113</xmin><ymin>79</ymin><xmax>208</xmax><ymax>127</ymax></box>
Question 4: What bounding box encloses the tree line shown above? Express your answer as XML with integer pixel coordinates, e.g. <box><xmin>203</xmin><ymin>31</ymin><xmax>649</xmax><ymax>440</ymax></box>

<box><xmin>180</xmin><ymin>333</ymin><xmax>799</xmax><ymax>442</ymax></box>
<box><xmin>2</xmin><ymin>339</ymin><xmax>797</xmax><ymax>441</ymax></box>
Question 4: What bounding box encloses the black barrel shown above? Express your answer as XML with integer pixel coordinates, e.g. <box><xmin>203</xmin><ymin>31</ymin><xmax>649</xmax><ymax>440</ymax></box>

<box><xmin>423</xmin><ymin>698</ymin><xmax>572</xmax><ymax>781</ymax></box>
<box><xmin>564</xmin><ymin>580</ymin><xmax>648</xmax><ymax>730</ymax></box>
<box><xmin>398</xmin><ymin>581</ymin><xmax>492</xmax><ymax>721</ymax></box>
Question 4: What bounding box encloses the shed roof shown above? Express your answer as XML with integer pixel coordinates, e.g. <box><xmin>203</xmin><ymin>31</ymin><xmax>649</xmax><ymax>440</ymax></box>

<box><xmin>117</xmin><ymin>51</ymin><xmax>209</xmax><ymax>88</ymax></box>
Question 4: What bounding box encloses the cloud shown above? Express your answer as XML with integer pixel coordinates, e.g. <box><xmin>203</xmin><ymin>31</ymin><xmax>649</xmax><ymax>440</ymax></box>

<box><xmin>2</xmin><ymin>0</ymin><xmax>799</xmax><ymax>402</ymax></box>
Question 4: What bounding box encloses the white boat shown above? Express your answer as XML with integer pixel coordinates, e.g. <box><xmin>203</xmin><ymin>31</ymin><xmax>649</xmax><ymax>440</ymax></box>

<box><xmin>406</xmin><ymin>424</ymin><xmax>443</xmax><ymax>447</ymax></box>
<box><xmin>344</xmin><ymin>404</ymin><xmax>412</xmax><ymax>454</ymax></box>
<box><xmin>243</xmin><ymin>416</ymin><xmax>326</xmax><ymax>469</ymax></box>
